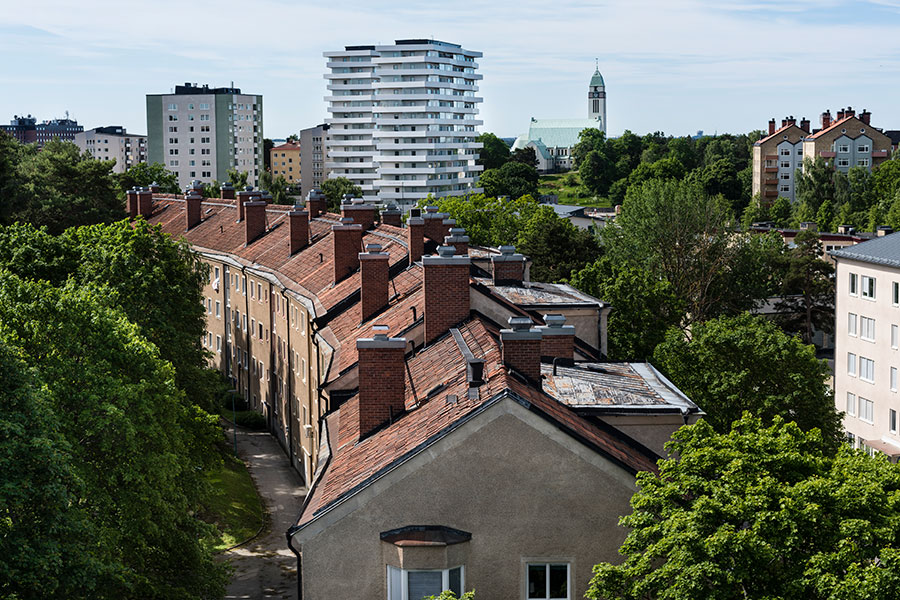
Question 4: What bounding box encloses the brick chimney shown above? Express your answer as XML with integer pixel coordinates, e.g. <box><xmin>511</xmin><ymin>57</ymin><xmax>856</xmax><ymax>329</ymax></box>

<box><xmin>781</xmin><ymin>118</ymin><xmax>788</xmax><ymax>128</ymax></box>
<box><xmin>148</xmin><ymin>181</ymin><xmax>160</xmax><ymax>194</ymax></box>
<box><xmin>137</xmin><ymin>187</ymin><xmax>153</xmax><ymax>218</ymax></box>
<box><xmin>342</xmin><ymin>198</ymin><xmax>377</xmax><ymax>230</ymax></box>
<box><xmin>846</xmin><ymin>106</ymin><xmax>855</xmax><ymax>118</ymax></box>
<box><xmin>423</xmin><ymin>206</ymin><xmax>447</xmax><ymax>242</ymax></box>
<box><xmin>306</xmin><ymin>188</ymin><xmax>326</xmax><ymax>218</ymax></box>
<box><xmin>333</xmin><ymin>218</ymin><xmax>363</xmax><ymax>283</ymax></box>
<box><xmin>355</xmin><ymin>325</ymin><xmax>407</xmax><ymax>440</ymax></box>
<box><xmin>186</xmin><ymin>190</ymin><xmax>203</xmax><ymax>230</ymax></box>
<box><xmin>360</xmin><ymin>243</ymin><xmax>389</xmax><ymax>322</ymax></box>
<box><xmin>289</xmin><ymin>207</ymin><xmax>309</xmax><ymax>255</ymax></box>
<box><xmin>244</xmin><ymin>200</ymin><xmax>267</xmax><ymax>245</ymax></box>
<box><xmin>821</xmin><ymin>110</ymin><xmax>832</xmax><ymax>129</ymax></box>
<box><xmin>381</xmin><ymin>203</ymin><xmax>402</xmax><ymax>227</ymax></box>
<box><xmin>408</xmin><ymin>216</ymin><xmax>425</xmax><ymax>263</ymax></box>
<box><xmin>220</xmin><ymin>182</ymin><xmax>235</xmax><ymax>200</ymax></box>
<box><xmin>860</xmin><ymin>109</ymin><xmax>871</xmax><ymax>125</ymax></box>
<box><xmin>538</xmin><ymin>314</ymin><xmax>576</xmax><ymax>361</ymax></box>
<box><xmin>444</xmin><ymin>227</ymin><xmax>469</xmax><ymax>256</ymax></box>
<box><xmin>501</xmin><ymin>317</ymin><xmax>542</xmax><ymax>383</ymax></box>
<box><xmin>236</xmin><ymin>187</ymin><xmax>254</xmax><ymax>222</ymax></box>
<box><xmin>423</xmin><ymin>245</ymin><xmax>471</xmax><ymax>343</ymax></box>
<box><xmin>768</xmin><ymin>119</ymin><xmax>776</xmax><ymax>135</ymax></box>
<box><xmin>492</xmin><ymin>245</ymin><xmax>526</xmax><ymax>285</ymax></box>
<box><xmin>126</xmin><ymin>188</ymin><xmax>138</xmax><ymax>219</ymax></box>
<box><xmin>800</xmin><ymin>117</ymin><xmax>810</xmax><ymax>133</ymax></box>
<box><xmin>837</xmin><ymin>109</ymin><xmax>846</xmax><ymax>121</ymax></box>
<box><xmin>442</xmin><ymin>217</ymin><xmax>457</xmax><ymax>241</ymax></box>
<box><xmin>787</xmin><ymin>116</ymin><xmax>796</xmax><ymax>126</ymax></box>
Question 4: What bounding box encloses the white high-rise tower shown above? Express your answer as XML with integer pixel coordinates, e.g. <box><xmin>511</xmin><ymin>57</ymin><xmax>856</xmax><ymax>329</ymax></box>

<box><xmin>588</xmin><ymin>60</ymin><xmax>606</xmax><ymax>133</ymax></box>
<box><xmin>323</xmin><ymin>39</ymin><xmax>484</xmax><ymax>207</ymax></box>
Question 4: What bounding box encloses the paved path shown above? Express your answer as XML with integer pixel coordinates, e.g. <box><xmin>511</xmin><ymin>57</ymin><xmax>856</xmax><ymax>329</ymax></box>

<box><xmin>223</xmin><ymin>425</ymin><xmax>307</xmax><ymax>600</ymax></box>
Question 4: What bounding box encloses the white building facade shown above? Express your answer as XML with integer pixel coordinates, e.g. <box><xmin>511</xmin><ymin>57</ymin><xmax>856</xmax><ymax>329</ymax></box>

<box><xmin>75</xmin><ymin>126</ymin><xmax>147</xmax><ymax>173</ymax></box>
<box><xmin>323</xmin><ymin>39</ymin><xmax>483</xmax><ymax>207</ymax></box>
<box><xmin>832</xmin><ymin>233</ymin><xmax>900</xmax><ymax>461</ymax></box>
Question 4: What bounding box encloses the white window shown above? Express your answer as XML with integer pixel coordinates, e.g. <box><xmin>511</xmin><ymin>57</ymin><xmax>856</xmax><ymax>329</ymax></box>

<box><xmin>216</xmin><ymin>335</ymin><xmax>222</xmax><ymax>353</ymax></box>
<box><xmin>862</xmin><ymin>275</ymin><xmax>876</xmax><ymax>299</ymax></box>
<box><xmin>848</xmin><ymin>313</ymin><xmax>857</xmax><ymax>336</ymax></box>
<box><xmin>891</xmin><ymin>409</ymin><xmax>898</xmax><ymax>434</ymax></box>
<box><xmin>848</xmin><ymin>352</ymin><xmax>857</xmax><ymax>376</ymax></box>
<box><xmin>892</xmin><ymin>367</ymin><xmax>898</xmax><ymax>392</ymax></box>
<box><xmin>894</xmin><ymin>282</ymin><xmax>899</xmax><ymax>306</ymax></box>
<box><xmin>860</xmin><ymin>316</ymin><xmax>875</xmax><ymax>341</ymax></box>
<box><xmin>387</xmin><ymin>566</ymin><xmax>464</xmax><ymax>600</ymax></box>
<box><xmin>838</xmin><ymin>144</ymin><xmax>850</xmax><ymax>153</ymax></box>
<box><xmin>167</xmin><ymin>103</ymin><xmax>177</xmax><ymax>110</ymax></box>
<box><xmin>858</xmin><ymin>144</ymin><xmax>870</xmax><ymax>153</ymax></box>
<box><xmin>860</xmin><ymin>356</ymin><xmax>875</xmax><ymax>382</ymax></box>
<box><xmin>837</xmin><ymin>158</ymin><xmax>850</xmax><ymax>168</ymax></box>
<box><xmin>215</xmin><ymin>301</ymin><xmax>221</xmax><ymax>318</ymax></box>
<box><xmin>242</xmin><ymin>314</ymin><xmax>248</xmax><ymax>332</ymax></box>
<box><xmin>301</xmin><ymin>358</ymin><xmax>307</xmax><ymax>383</ymax></box>
<box><xmin>850</xmin><ymin>273</ymin><xmax>858</xmax><ymax>296</ymax></box>
<box><xmin>893</xmin><ymin>324</ymin><xmax>899</xmax><ymax>349</ymax></box>
<box><xmin>859</xmin><ymin>397</ymin><xmax>874</xmax><ymax>423</ymax></box>
<box><xmin>527</xmin><ymin>563</ymin><xmax>570</xmax><ymax>600</ymax></box>
<box><xmin>847</xmin><ymin>392</ymin><xmax>857</xmax><ymax>416</ymax></box>
<box><xmin>858</xmin><ymin>158</ymin><xmax>870</xmax><ymax>167</ymax></box>
<box><xmin>780</xmin><ymin>148</ymin><xmax>791</xmax><ymax>156</ymax></box>
<box><xmin>207</xmin><ymin>298</ymin><xmax>212</xmax><ymax>314</ymax></box>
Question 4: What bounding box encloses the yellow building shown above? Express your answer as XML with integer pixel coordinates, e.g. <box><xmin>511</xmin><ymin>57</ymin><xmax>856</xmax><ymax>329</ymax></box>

<box><xmin>270</xmin><ymin>141</ymin><xmax>301</xmax><ymax>183</ymax></box>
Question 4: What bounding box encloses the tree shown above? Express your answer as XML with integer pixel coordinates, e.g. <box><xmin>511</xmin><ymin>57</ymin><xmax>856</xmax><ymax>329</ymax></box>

<box><xmin>569</xmin><ymin>257</ymin><xmax>683</xmax><ymax>360</ymax></box>
<box><xmin>871</xmin><ymin>159</ymin><xmax>900</xmax><ymax>205</ymax></box>
<box><xmin>774</xmin><ymin>230</ymin><xmax>835</xmax><ymax>344</ymax></box>
<box><xmin>424</xmin><ymin>592</ymin><xmax>475</xmax><ymax>600</ymax></box>
<box><xmin>510</xmin><ymin>146</ymin><xmax>538</xmax><ymax>168</ymax></box>
<box><xmin>516</xmin><ymin>205</ymin><xmax>601</xmax><ymax>282</ymax></box>
<box><xmin>580</xmin><ymin>149</ymin><xmax>616</xmax><ymax>196</ymax></box>
<box><xmin>426</xmin><ymin>194</ymin><xmax>541</xmax><ymax>247</ymax></box>
<box><xmin>259</xmin><ymin>171</ymin><xmax>291</xmax><ymax>204</ymax></box>
<box><xmin>479</xmin><ymin>161</ymin><xmax>538</xmax><ymax>200</ymax></box>
<box><xmin>770</xmin><ymin>196</ymin><xmax>792</xmax><ymax>226</ymax></box>
<box><xmin>816</xmin><ymin>198</ymin><xmax>836</xmax><ymax>231</ymax></box>
<box><xmin>741</xmin><ymin>195</ymin><xmax>769</xmax><ymax>229</ymax></box>
<box><xmin>571</xmin><ymin>128</ymin><xmax>606</xmax><ymax>169</ymax></box>
<box><xmin>263</xmin><ymin>138</ymin><xmax>274</xmax><ymax>171</ymax></box>
<box><xmin>116</xmin><ymin>161</ymin><xmax>179</xmax><ymax>195</ymax></box>
<box><xmin>320</xmin><ymin>176</ymin><xmax>362</xmax><ymax>212</ymax></box>
<box><xmin>0</xmin><ymin>270</ymin><xmax>226</xmax><ymax>599</ymax></box>
<box><xmin>476</xmin><ymin>132</ymin><xmax>510</xmax><ymax>170</ymax></box>
<box><xmin>227</xmin><ymin>168</ymin><xmax>249</xmax><ymax>190</ymax></box>
<box><xmin>652</xmin><ymin>313</ymin><xmax>841</xmax><ymax>448</ymax></box>
<box><xmin>7</xmin><ymin>139</ymin><xmax>123</xmax><ymax>233</ymax></box>
<box><xmin>688</xmin><ymin>158</ymin><xmax>741</xmax><ymax>207</ymax></box>
<box><xmin>588</xmin><ymin>415</ymin><xmax>900</xmax><ymax>600</ymax></box>
<box><xmin>795</xmin><ymin>157</ymin><xmax>835</xmax><ymax>215</ymax></box>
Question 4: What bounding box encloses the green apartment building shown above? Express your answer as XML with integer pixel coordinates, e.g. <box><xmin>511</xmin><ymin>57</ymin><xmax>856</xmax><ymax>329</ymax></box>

<box><xmin>147</xmin><ymin>83</ymin><xmax>263</xmax><ymax>189</ymax></box>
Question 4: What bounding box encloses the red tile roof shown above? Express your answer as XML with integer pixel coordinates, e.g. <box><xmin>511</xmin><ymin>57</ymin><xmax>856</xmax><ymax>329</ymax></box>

<box><xmin>273</xmin><ymin>142</ymin><xmax>301</xmax><ymax>151</ymax></box>
<box><xmin>296</xmin><ymin>317</ymin><xmax>660</xmax><ymax>529</ymax></box>
<box><xmin>806</xmin><ymin>115</ymin><xmax>856</xmax><ymax>140</ymax></box>
<box><xmin>754</xmin><ymin>123</ymin><xmax>806</xmax><ymax>146</ymax></box>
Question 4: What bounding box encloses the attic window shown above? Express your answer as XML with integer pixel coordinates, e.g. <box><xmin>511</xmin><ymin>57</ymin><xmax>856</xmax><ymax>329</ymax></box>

<box><xmin>841</xmin><ymin>128</ymin><xmax>847</xmax><ymax>133</ymax></box>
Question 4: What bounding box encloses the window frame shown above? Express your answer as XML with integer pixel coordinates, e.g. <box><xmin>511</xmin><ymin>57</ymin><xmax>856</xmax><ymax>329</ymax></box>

<box><xmin>860</xmin><ymin>316</ymin><xmax>876</xmax><ymax>342</ymax></box>
<box><xmin>847</xmin><ymin>391</ymin><xmax>857</xmax><ymax>416</ymax></box>
<box><xmin>848</xmin><ymin>352</ymin><xmax>857</xmax><ymax>377</ymax></box>
<box><xmin>862</xmin><ymin>275</ymin><xmax>876</xmax><ymax>300</ymax></box>
<box><xmin>848</xmin><ymin>312</ymin><xmax>858</xmax><ymax>336</ymax></box>
<box><xmin>893</xmin><ymin>324</ymin><xmax>899</xmax><ymax>349</ymax></box>
<box><xmin>849</xmin><ymin>273</ymin><xmax>858</xmax><ymax>296</ymax></box>
<box><xmin>526</xmin><ymin>562</ymin><xmax>571</xmax><ymax>600</ymax></box>
<box><xmin>859</xmin><ymin>396</ymin><xmax>874</xmax><ymax>423</ymax></box>
<box><xmin>860</xmin><ymin>356</ymin><xmax>875</xmax><ymax>383</ymax></box>
<box><xmin>890</xmin><ymin>408</ymin><xmax>898</xmax><ymax>434</ymax></box>
<box><xmin>386</xmin><ymin>565</ymin><xmax>464</xmax><ymax>600</ymax></box>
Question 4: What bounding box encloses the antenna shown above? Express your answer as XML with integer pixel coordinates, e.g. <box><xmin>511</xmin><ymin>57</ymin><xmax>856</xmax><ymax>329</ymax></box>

<box><xmin>595</xmin><ymin>58</ymin><xmax>599</xmax><ymax>71</ymax></box>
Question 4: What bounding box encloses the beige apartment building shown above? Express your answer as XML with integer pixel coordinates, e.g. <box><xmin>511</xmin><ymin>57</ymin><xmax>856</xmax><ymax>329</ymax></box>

<box><xmin>752</xmin><ymin>108</ymin><xmax>891</xmax><ymax>206</ymax></box>
<box><xmin>832</xmin><ymin>233</ymin><xmax>900</xmax><ymax>461</ymax></box>
<box><xmin>75</xmin><ymin>126</ymin><xmax>147</xmax><ymax>173</ymax></box>
<box><xmin>270</xmin><ymin>141</ymin><xmax>301</xmax><ymax>183</ymax></box>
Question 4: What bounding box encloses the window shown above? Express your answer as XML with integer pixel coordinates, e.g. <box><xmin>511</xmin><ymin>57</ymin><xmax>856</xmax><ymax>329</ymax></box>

<box><xmin>780</xmin><ymin>148</ymin><xmax>791</xmax><ymax>156</ymax></box>
<box><xmin>216</xmin><ymin>335</ymin><xmax>222</xmax><ymax>353</ymax></box>
<box><xmin>215</xmin><ymin>301</ymin><xmax>221</xmax><ymax>318</ymax></box>
<box><xmin>847</xmin><ymin>392</ymin><xmax>857</xmax><ymax>416</ymax></box>
<box><xmin>858</xmin><ymin>144</ymin><xmax>870</xmax><ymax>153</ymax></box>
<box><xmin>860</xmin><ymin>316</ymin><xmax>875</xmax><ymax>341</ymax></box>
<box><xmin>242</xmin><ymin>314</ymin><xmax>247</xmax><ymax>332</ymax></box>
<box><xmin>893</xmin><ymin>324</ymin><xmax>899</xmax><ymax>349</ymax></box>
<box><xmin>860</xmin><ymin>356</ymin><xmax>875</xmax><ymax>382</ymax></box>
<box><xmin>837</xmin><ymin>158</ymin><xmax>850</xmax><ymax>168</ymax></box>
<box><xmin>894</xmin><ymin>282</ymin><xmax>899</xmax><ymax>306</ymax></box>
<box><xmin>862</xmin><ymin>275</ymin><xmax>876</xmax><ymax>299</ymax></box>
<box><xmin>848</xmin><ymin>313</ymin><xmax>857</xmax><ymax>336</ymax></box>
<box><xmin>859</xmin><ymin>396</ymin><xmax>874</xmax><ymax>423</ymax></box>
<box><xmin>891</xmin><ymin>409</ymin><xmax>898</xmax><ymax>434</ymax></box>
<box><xmin>892</xmin><ymin>367</ymin><xmax>898</xmax><ymax>392</ymax></box>
<box><xmin>848</xmin><ymin>352</ymin><xmax>857</xmax><ymax>376</ymax></box>
<box><xmin>858</xmin><ymin>158</ymin><xmax>870</xmax><ymax>167</ymax></box>
<box><xmin>850</xmin><ymin>273</ymin><xmax>858</xmax><ymax>296</ymax></box>
<box><xmin>527</xmin><ymin>563</ymin><xmax>570</xmax><ymax>599</ymax></box>
<box><xmin>387</xmin><ymin>566</ymin><xmax>463</xmax><ymax>600</ymax></box>
<box><xmin>838</xmin><ymin>144</ymin><xmax>850</xmax><ymax>153</ymax></box>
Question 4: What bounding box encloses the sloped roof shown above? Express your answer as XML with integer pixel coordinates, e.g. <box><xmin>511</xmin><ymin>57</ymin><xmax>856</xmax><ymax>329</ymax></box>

<box><xmin>830</xmin><ymin>231</ymin><xmax>900</xmax><ymax>268</ymax></box>
<box><xmin>754</xmin><ymin>123</ymin><xmax>807</xmax><ymax>146</ymax></box>
<box><xmin>295</xmin><ymin>317</ymin><xmax>661</xmax><ymax>529</ymax></box>
<box><xmin>515</xmin><ymin>118</ymin><xmax>603</xmax><ymax>150</ymax></box>
<box><xmin>590</xmin><ymin>68</ymin><xmax>605</xmax><ymax>87</ymax></box>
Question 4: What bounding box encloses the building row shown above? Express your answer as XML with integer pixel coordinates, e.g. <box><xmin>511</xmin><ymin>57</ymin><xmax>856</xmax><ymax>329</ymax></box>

<box><xmin>751</xmin><ymin>107</ymin><xmax>893</xmax><ymax>203</ymax></box>
<box><xmin>1</xmin><ymin>114</ymin><xmax>83</xmax><ymax>145</ymax></box>
<box><xmin>138</xmin><ymin>185</ymin><xmax>702</xmax><ymax>598</ymax></box>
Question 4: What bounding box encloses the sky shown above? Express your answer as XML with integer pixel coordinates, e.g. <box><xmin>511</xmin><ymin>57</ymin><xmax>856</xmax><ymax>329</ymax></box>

<box><xmin>3</xmin><ymin>0</ymin><xmax>900</xmax><ymax>140</ymax></box>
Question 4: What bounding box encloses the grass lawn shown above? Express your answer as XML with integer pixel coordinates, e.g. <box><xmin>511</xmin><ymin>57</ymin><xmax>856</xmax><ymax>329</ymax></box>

<box><xmin>538</xmin><ymin>173</ymin><xmax>612</xmax><ymax>208</ymax></box>
<box><xmin>201</xmin><ymin>447</ymin><xmax>265</xmax><ymax>552</ymax></box>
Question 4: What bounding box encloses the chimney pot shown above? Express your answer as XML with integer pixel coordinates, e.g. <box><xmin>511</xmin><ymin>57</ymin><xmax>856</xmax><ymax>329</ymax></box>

<box><xmin>186</xmin><ymin>191</ymin><xmax>203</xmax><ymax>230</ymax></box>
<box><xmin>408</xmin><ymin>216</ymin><xmax>425</xmax><ymax>263</ymax></box>
<box><xmin>244</xmin><ymin>200</ymin><xmax>267</xmax><ymax>245</ymax></box>
<box><xmin>359</xmin><ymin>245</ymin><xmax>390</xmax><ymax>321</ymax></box>
<box><xmin>355</xmin><ymin>328</ymin><xmax>407</xmax><ymax>440</ymax></box>
<box><xmin>306</xmin><ymin>189</ymin><xmax>326</xmax><ymax>218</ymax></box>
<box><xmin>381</xmin><ymin>203</ymin><xmax>402</xmax><ymax>227</ymax></box>
<box><xmin>492</xmin><ymin>246</ymin><xmax>527</xmax><ymax>285</ymax></box>
<box><xmin>333</xmin><ymin>220</ymin><xmax>364</xmax><ymax>283</ymax></box>
<box><xmin>423</xmin><ymin>245</ymin><xmax>471</xmax><ymax>343</ymax></box>
<box><xmin>289</xmin><ymin>208</ymin><xmax>310</xmax><ymax>255</ymax></box>
<box><xmin>538</xmin><ymin>314</ymin><xmax>576</xmax><ymax>361</ymax></box>
<box><xmin>501</xmin><ymin>317</ymin><xmax>543</xmax><ymax>382</ymax></box>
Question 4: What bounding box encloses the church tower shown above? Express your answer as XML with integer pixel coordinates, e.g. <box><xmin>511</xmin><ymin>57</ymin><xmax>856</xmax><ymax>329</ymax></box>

<box><xmin>589</xmin><ymin>60</ymin><xmax>606</xmax><ymax>133</ymax></box>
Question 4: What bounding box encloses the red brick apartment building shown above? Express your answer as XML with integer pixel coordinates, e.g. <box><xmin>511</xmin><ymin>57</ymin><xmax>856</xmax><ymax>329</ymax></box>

<box><xmin>136</xmin><ymin>184</ymin><xmax>702</xmax><ymax>597</ymax></box>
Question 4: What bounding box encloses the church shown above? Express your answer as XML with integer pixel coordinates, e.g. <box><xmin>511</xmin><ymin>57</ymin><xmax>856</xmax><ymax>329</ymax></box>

<box><xmin>511</xmin><ymin>64</ymin><xmax>606</xmax><ymax>173</ymax></box>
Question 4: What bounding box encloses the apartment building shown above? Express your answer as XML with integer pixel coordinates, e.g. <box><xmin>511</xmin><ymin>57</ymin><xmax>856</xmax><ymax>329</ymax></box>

<box><xmin>299</xmin><ymin>124</ymin><xmax>328</xmax><ymax>198</ymax></box>
<box><xmin>832</xmin><ymin>232</ymin><xmax>900</xmax><ymax>461</ymax></box>
<box><xmin>323</xmin><ymin>39</ymin><xmax>483</xmax><ymax>207</ymax></box>
<box><xmin>75</xmin><ymin>126</ymin><xmax>147</xmax><ymax>173</ymax></box>
<box><xmin>146</xmin><ymin>82</ymin><xmax>263</xmax><ymax>189</ymax></box>
<box><xmin>751</xmin><ymin>116</ymin><xmax>810</xmax><ymax>203</ymax></box>
<box><xmin>270</xmin><ymin>141</ymin><xmax>301</xmax><ymax>183</ymax></box>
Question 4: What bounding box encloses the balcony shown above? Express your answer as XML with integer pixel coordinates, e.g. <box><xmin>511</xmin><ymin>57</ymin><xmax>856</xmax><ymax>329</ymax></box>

<box><xmin>764</xmin><ymin>166</ymin><xmax>777</xmax><ymax>173</ymax></box>
<box><xmin>765</xmin><ymin>154</ymin><xmax>777</xmax><ymax>160</ymax></box>
<box><xmin>819</xmin><ymin>151</ymin><xmax>836</xmax><ymax>158</ymax></box>
<box><xmin>764</xmin><ymin>190</ymin><xmax>778</xmax><ymax>198</ymax></box>
<box><xmin>764</xmin><ymin>179</ymin><xmax>778</xmax><ymax>186</ymax></box>
<box><xmin>873</xmin><ymin>150</ymin><xmax>889</xmax><ymax>158</ymax></box>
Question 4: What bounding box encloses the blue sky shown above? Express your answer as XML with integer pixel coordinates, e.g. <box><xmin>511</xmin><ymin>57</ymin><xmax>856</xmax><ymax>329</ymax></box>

<box><xmin>3</xmin><ymin>0</ymin><xmax>900</xmax><ymax>139</ymax></box>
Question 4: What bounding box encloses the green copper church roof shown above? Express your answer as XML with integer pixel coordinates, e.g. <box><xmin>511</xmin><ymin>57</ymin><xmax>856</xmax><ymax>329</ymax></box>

<box><xmin>511</xmin><ymin>118</ymin><xmax>603</xmax><ymax>151</ymax></box>
<box><xmin>590</xmin><ymin>68</ymin><xmax>604</xmax><ymax>87</ymax></box>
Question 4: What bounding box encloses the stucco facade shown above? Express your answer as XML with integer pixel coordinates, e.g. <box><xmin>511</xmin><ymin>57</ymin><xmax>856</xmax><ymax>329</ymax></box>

<box><xmin>292</xmin><ymin>400</ymin><xmax>638</xmax><ymax>599</ymax></box>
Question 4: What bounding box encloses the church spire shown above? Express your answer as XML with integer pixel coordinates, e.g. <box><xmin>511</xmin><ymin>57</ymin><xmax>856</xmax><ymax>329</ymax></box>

<box><xmin>588</xmin><ymin>61</ymin><xmax>606</xmax><ymax>132</ymax></box>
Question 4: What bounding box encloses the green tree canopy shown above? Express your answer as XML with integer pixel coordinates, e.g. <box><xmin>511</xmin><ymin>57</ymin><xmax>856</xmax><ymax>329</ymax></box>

<box><xmin>116</xmin><ymin>161</ymin><xmax>179</xmax><ymax>195</ymax></box>
<box><xmin>510</xmin><ymin>146</ymin><xmax>538</xmax><ymax>168</ymax></box>
<box><xmin>774</xmin><ymin>230</ymin><xmax>835</xmax><ymax>344</ymax></box>
<box><xmin>259</xmin><ymin>171</ymin><xmax>291</xmax><ymax>204</ymax></box>
<box><xmin>516</xmin><ymin>205</ymin><xmax>601</xmax><ymax>282</ymax></box>
<box><xmin>479</xmin><ymin>161</ymin><xmax>538</xmax><ymax>200</ymax></box>
<box><xmin>320</xmin><ymin>176</ymin><xmax>362</xmax><ymax>212</ymax></box>
<box><xmin>475</xmin><ymin>132</ymin><xmax>510</xmax><ymax>170</ymax></box>
<box><xmin>588</xmin><ymin>415</ymin><xmax>900</xmax><ymax>600</ymax></box>
<box><xmin>652</xmin><ymin>313</ymin><xmax>841</xmax><ymax>448</ymax></box>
